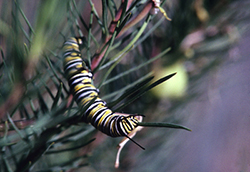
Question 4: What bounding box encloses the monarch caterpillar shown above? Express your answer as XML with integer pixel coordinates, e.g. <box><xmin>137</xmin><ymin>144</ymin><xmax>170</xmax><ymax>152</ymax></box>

<box><xmin>63</xmin><ymin>37</ymin><xmax>143</xmax><ymax>137</ymax></box>
<box><xmin>63</xmin><ymin>37</ymin><xmax>189</xmax><ymax>168</ymax></box>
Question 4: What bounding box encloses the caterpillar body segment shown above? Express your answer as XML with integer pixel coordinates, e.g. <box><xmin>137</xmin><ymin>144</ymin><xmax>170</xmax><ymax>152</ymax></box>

<box><xmin>63</xmin><ymin>36</ymin><xmax>143</xmax><ymax>140</ymax></box>
<box><xmin>62</xmin><ymin>36</ymin><xmax>186</xmax><ymax>168</ymax></box>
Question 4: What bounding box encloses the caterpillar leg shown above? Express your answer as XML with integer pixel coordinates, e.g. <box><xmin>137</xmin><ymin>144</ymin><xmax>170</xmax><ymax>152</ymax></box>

<box><xmin>115</xmin><ymin>116</ymin><xmax>143</xmax><ymax>168</ymax></box>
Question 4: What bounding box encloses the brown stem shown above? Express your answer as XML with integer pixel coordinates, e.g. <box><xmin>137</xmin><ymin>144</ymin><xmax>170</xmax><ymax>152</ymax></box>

<box><xmin>0</xmin><ymin>83</ymin><xmax>25</xmax><ymax>120</ymax></box>
<box><xmin>91</xmin><ymin>1</ymin><xmax>153</xmax><ymax>70</ymax></box>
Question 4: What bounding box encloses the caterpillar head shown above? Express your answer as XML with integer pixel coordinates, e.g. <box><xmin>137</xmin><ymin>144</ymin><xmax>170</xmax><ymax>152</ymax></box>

<box><xmin>114</xmin><ymin>114</ymin><xmax>144</xmax><ymax>168</ymax></box>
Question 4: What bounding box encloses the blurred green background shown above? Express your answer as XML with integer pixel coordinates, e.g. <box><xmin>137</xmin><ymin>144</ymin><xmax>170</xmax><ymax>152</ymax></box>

<box><xmin>1</xmin><ymin>0</ymin><xmax>250</xmax><ymax>172</ymax></box>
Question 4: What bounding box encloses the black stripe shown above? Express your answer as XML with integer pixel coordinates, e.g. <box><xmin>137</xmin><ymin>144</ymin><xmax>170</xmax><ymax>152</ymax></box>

<box><xmin>63</xmin><ymin>37</ymin><xmax>140</xmax><ymax>138</ymax></box>
<box><xmin>84</xmin><ymin>100</ymin><xmax>105</xmax><ymax>116</ymax></box>
<box><xmin>102</xmin><ymin>114</ymin><xmax>117</xmax><ymax>136</ymax></box>
<box><xmin>91</xmin><ymin>107</ymin><xmax>109</xmax><ymax>128</ymax></box>
<box><xmin>69</xmin><ymin>75</ymin><xmax>92</xmax><ymax>86</ymax></box>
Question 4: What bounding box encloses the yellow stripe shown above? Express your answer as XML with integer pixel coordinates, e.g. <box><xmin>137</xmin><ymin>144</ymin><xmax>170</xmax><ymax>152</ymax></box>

<box><xmin>69</xmin><ymin>37</ymin><xmax>77</xmax><ymax>43</ymax></box>
<box><xmin>67</xmin><ymin>69</ymin><xmax>78</xmax><ymax>76</ymax></box>
<box><xmin>97</xmin><ymin>109</ymin><xmax>112</xmax><ymax>128</ymax></box>
<box><xmin>79</xmin><ymin>97</ymin><xmax>94</xmax><ymax>106</ymax></box>
<box><xmin>87</xmin><ymin>103</ymin><xmax>105</xmax><ymax>121</ymax></box>
<box><xmin>63</xmin><ymin>44</ymin><xmax>79</xmax><ymax>51</ymax></box>
<box><xmin>70</xmin><ymin>52</ymin><xmax>79</xmax><ymax>56</ymax></box>
<box><xmin>81</xmin><ymin>70</ymin><xmax>89</xmax><ymax>74</ymax></box>
<box><xmin>89</xmin><ymin>104</ymin><xmax>105</xmax><ymax>117</ymax></box>
<box><xmin>76</xmin><ymin>64</ymin><xmax>82</xmax><ymax>68</ymax></box>
<box><xmin>80</xmin><ymin>78</ymin><xmax>92</xmax><ymax>83</ymax></box>
<box><xmin>74</xmin><ymin>84</ymin><xmax>95</xmax><ymax>92</ymax></box>
<box><xmin>80</xmin><ymin>97</ymin><xmax>101</xmax><ymax>106</ymax></box>
<box><xmin>64</xmin><ymin>56</ymin><xmax>81</xmax><ymax>63</ymax></box>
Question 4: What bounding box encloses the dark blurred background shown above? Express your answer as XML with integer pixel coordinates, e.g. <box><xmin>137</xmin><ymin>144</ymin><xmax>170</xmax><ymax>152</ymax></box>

<box><xmin>131</xmin><ymin>1</ymin><xmax>250</xmax><ymax>172</ymax></box>
<box><xmin>1</xmin><ymin>0</ymin><xmax>250</xmax><ymax>172</ymax></box>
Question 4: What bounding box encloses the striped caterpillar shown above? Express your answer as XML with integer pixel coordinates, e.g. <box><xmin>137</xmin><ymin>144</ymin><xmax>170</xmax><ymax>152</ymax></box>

<box><xmin>63</xmin><ymin>37</ymin><xmax>188</xmax><ymax>168</ymax></box>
